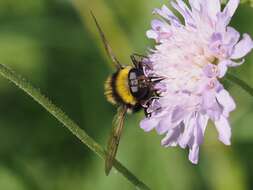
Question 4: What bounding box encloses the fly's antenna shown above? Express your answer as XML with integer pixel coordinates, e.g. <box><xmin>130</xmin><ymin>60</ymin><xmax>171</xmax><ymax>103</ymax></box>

<box><xmin>90</xmin><ymin>11</ymin><xmax>123</xmax><ymax>69</ymax></box>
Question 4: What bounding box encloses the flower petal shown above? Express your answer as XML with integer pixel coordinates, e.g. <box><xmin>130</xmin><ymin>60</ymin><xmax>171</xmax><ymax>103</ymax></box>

<box><xmin>188</xmin><ymin>143</ymin><xmax>199</xmax><ymax>164</ymax></box>
<box><xmin>156</xmin><ymin>115</ymin><xmax>171</xmax><ymax>135</ymax></box>
<box><xmin>202</xmin><ymin>89</ymin><xmax>223</xmax><ymax>121</ymax></box>
<box><xmin>227</xmin><ymin>59</ymin><xmax>245</xmax><ymax>67</ymax></box>
<box><xmin>216</xmin><ymin>10</ymin><xmax>230</xmax><ymax>33</ymax></box>
<box><xmin>204</xmin><ymin>0</ymin><xmax>221</xmax><ymax>21</ymax></box>
<box><xmin>161</xmin><ymin>126</ymin><xmax>182</xmax><ymax>147</ymax></box>
<box><xmin>217</xmin><ymin>60</ymin><xmax>228</xmax><ymax>78</ymax></box>
<box><xmin>214</xmin><ymin>116</ymin><xmax>231</xmax><ymax>145</ymax></box>
<box><xmin>189</xmin><ymin>0</ymin><xmax>201</xmax><ymax>10</ymax></box>
<box><xmin>146</xmin><ymin>30</ymin><xmax>158</xmax><ymax>40</ymax></box>
<box><xmin>231</xmin><ymin>34</ymin><xmax>253</xmax><ymax>59</ymax></box>
<box><xmin>203</xmin><ymin>63</ymin><xmax>219</xmax><ymax>78</ymax></box>
<box><xmin>171</xmin><ymin>106</ymin><xmax>187</xmax><ymax>123</ymax></box>
<box><xmin>171</xmin><ymin>0</ymin><xmax>194</xmax><ymax>27</ymax></box>
<box><xmin>197</xmin><ymin>114</ymin><xmax>209</xmax><ymax>136</ymax></box>
<box><xmin>179</xmin><ymin>114</ymin><xmax>195</xmax><ymax>148</ymax></box>
<box><xmin>140</xmin><ymin>117</ymin><xmax>159</xmax><ymax>132</ymax></box>
<box><xmin>153</xmin><ymin>5</ymin><xmax>181</xmax><ymax>27</ymax></box>
<box><xmin>223</xmin><ymin>0</ymin><xmax>240</xmax><ymax>18</ymax></box>
<box><xmin>216</xmin><ymin>89</ymin><xmax>236</xmax><ymax>117</ymax></box>
<box><xmin>225</xmin><ymin>27</ymin><xmax>240</xmax><ymax>47</ymax></box>
<box><xmin>151</xmin><ymin>19</ymin><xmax>163</xmax><ymax>29</ymax></box>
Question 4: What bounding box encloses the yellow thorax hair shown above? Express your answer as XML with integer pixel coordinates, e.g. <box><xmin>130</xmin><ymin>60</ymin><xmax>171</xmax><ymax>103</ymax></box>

<box><xmin>104</xmin><ymin>66</ymin><xmax>137</xmax><ymax>106</ymax></box>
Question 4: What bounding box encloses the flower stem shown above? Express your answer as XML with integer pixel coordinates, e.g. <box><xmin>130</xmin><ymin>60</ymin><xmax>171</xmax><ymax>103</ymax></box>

<box><xmin>0</xmin><ymin>63</ymin><xmax>151</xmax><ymax>190</ymax></box>
<box><xmin>226</xmin><ymin>73</ymin><xmax>253</xmax><ymax>97</ymax></box>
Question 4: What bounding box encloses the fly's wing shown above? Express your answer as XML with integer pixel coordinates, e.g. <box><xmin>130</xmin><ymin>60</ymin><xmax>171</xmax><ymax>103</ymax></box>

<box><xmin>90</xmin><ymin>11</ymin><xmax>123</xmax><ymax>69</ymax></box>
<box><xmin>105</xmin><ymin>106</ymin><xmax>127</xmax><ymax>175</ymax></box>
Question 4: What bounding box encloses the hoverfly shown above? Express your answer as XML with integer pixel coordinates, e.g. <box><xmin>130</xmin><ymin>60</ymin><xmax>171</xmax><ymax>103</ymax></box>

<box><xmin>91</xmin><ymin>12</ymin><xmax>164</xmax><ymax>175</ymax></box>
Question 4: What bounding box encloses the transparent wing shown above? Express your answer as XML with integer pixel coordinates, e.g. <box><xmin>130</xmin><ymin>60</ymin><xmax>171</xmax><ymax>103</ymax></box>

<box><xmin>90</xmin><ymin>11</ymin><xmax>123</xmax><ymax>69</ymax></box>
<box><xmin>105</xmin><ymin>106</ymin><xmax>127</xmax><ymax>175</ymax></box>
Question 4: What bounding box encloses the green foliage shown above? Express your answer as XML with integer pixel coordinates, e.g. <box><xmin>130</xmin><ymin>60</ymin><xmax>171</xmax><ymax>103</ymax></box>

<box><xmin>0</xmin><ymin>0</ymin><xmax>252</xmax><ymax>190</ymax></box>
<box><xmin>241</xmin><ymin>0</ymin><xmax>253</xmax><ymax>6</ymax></box>
<box><xmin>221</xmin><ymin>0</ymin><xmax>253</xmax><ymax>7</ymax></box>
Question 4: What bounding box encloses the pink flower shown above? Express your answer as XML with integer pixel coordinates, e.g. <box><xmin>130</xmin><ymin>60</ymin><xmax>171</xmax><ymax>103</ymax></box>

<box><xmin>141</xmin><ymin>0</ymin><xmax>253</xmax><ymax>164</ymax></box>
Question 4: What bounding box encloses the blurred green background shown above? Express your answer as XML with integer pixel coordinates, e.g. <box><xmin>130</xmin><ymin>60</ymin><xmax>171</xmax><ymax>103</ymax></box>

<box><xmin>0</xmin><ymin>0</ymin><xmax>252</xmax><ymax>190</ymax></box>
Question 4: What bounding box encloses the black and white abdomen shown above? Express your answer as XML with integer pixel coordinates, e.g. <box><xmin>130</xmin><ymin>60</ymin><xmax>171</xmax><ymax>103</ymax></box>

<box><xmin>128</xmin><ymin>68</ymin><xmax>150</xmax><ymax>101</ymax></box>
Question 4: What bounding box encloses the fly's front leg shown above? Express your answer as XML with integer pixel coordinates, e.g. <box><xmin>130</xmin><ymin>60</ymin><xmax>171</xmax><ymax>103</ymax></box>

<box><xmin>130</xmin><ymin>54</ymin><xmax>140</xmax><ymax>68</ymax></box>
<box><xmin>130</xmin><ymin>53</ymin><xmax>148</xmax><ymax>69</ymax></box>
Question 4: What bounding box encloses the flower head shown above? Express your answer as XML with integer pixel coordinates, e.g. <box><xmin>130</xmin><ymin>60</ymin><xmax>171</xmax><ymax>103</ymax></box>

<box><xmin>141</xmin><ymin>0</ymin><xmax>253</xmax><ymax>164</ymax></box>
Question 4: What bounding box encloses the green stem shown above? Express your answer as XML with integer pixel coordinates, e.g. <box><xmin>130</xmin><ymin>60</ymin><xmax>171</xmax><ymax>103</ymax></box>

<box><xmin>226</xmin><ymin>73</ymin><xmax>253</xmax><ymax>97</ymax></box>
<box><xmin>0</xmin><ymin>63</ymin><xmax>151</xmax><ymax>190</ymax></box>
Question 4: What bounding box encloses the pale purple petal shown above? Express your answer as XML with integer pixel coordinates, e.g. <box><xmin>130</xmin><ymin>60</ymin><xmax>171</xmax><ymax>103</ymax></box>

<box><xmin>216</xmin><ymin>10</ymin><xmax>230</xmax><ymax>33</ymax></box>
<box><xmin>204</xmin><ymin>0</ymin><xmax>221</xmax><ymax>20</ymax></box>
<box><xmin>227</xmin><ymin>59</ymin><xmax>244</xmax><ymax>67</ymax></box>
<box><xmin>156</xmin><ymin>107</ymin><xmax>187</xmax><ymax>135</ymax></box>
<box><xmin>140</xmin><ymin>117</ymin><xmax>159</xmax><ymax>132</ymax></box>
<box><xmin>197</xmin><ymin>114</ymin><xmax>209</xmax><ymax>135</ymax></box>
<box><xmin>202</xmin><ymin>90</ymin><xmax>223</xmax><ymax>121</ymax></box>
<box><xmin>146</xmin><ymin>30</ymin><xmax>158</xmax><ymax>40</ymax></box>
<box><xmin>156</xmin><ymin>115</ymin><xmax>171</xmax><ymax>134</ymax></box>
<box><xmin>161</xmin><ymin>126</ymin><xmax>182</xmax><ymax>147</ymax></box>
<box><xmin>188</xmin><ymin>113</ymin><xmax>209</xmax><ymax>164</ymax></box>
<box><xmin>153</xmin><ymin>5</ymin><xmax>181</xmax><ymax>27</ymax></box>
<box><xmin>146</xmin><ymin>99</ymin><xmax>161</xmax><ymax>114</ymax></box>
<box><xmin>225</xmin><ymin>27</ymin><xmax>240</xmax><ymax>47</ymax></box>
<box><xmin>189</xmin><ymin>0</ymin><xmax>201</xmax><ymax>10</ymax></box>
<box><xmin>211</xmin><ymin>32</ymin><xmax>222</xmax><ymax>42</ymax></box>
<box><xmin>180</xmin><ymin>115</ymin><xmax>201</xmax><ymax>149</ymax></box>
<box><xmin>231</xmin><ymin>34</ymin><xmax>253</xmax><ymax>59</ymax></box>
<box><xmin>214</xmin><ymin>116</ymin><xmax>231</xmax><ymax>145</ymax></box>
<box><xmin>149</xmin><ymin>19</ymin><xmax>173</xmax><ymax>42</ymax></box>
<box><xmin>154</xmin><ymin>83</ymin><xmax>167</xmax><ymax>94</ymax></box>
<box><xmin>179</xmin><ymin>116</ymin><xmax>195</xmax><ymax>148</ymax></box>
<box><xmin>223</xmin><ymin>0</ymin><xmax>240</xmax><ymax>18</ymax></box>
<box><xmin>216</xmin><ymin>89</ymin><xmax>236</xmax><ymax>117</ymax></box>
<box><xmin>202</xmin><ymin>90</ymin><xmax>216</xmax><ymax>109</ymax></box>
<box><xmin>194</xmin><ymin>116</ymin><xmax>204</xmax><ymax>145</ymax></box>
<box><xmin>188</xmin><ymin>143</ymin><xmax>199</xmax><ymax>164</ymax></box>
<box><xmin>171</xmin><ymin>106</ymin><xmax>187</xmax><ymax>123</ymax></box>
<box><xmin>217</xmin><ymin>61</ymin><xmax>228</xmax><ymax>78</ymax></box>
<box><xmin>171</xmin><ymin>0</ymin><xmax>194</xmax><ymax>27</ymax></box>
<box><xmin>209</xmin><ymin>33</ymin><xmax>223</xmax><ymax>55</ymax></box>
<box><xmin>203</xmin><ymin>63</ymin><xmax>219</xmax><ymax>78</ymax></box>
<box><xmin>151</xmin><ymin>19</ymin><xmax>164</xmax><ymax>30</ymax></box>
